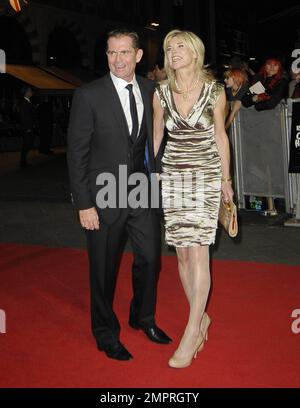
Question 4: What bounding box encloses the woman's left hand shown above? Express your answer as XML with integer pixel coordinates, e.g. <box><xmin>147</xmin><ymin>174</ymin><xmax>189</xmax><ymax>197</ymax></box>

<box><xmin>221</xmin><ymin>180</ymin><xmax>234</xmax><ymax>203</ymax></box>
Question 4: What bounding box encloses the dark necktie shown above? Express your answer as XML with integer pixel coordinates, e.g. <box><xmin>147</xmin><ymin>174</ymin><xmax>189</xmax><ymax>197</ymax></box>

<box><xmin>126</xmin><ymin>84</ymin><xmax>139</xmax><ymax>142</ymax></box>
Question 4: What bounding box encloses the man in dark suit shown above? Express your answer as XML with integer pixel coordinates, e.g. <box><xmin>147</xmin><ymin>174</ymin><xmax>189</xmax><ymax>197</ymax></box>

<box><xmin>67</xmin><ymin>29</ymin><xmax>171</xmax><ymax>361</ymax></box>
<box><xmin>19</xmin><ymin>85</ymin><xmax>36</xmax><ymax>167</ymax></box>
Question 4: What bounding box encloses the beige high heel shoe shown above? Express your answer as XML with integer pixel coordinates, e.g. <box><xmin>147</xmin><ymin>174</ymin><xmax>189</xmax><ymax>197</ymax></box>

<box><xmin>168</xmin><ymin>312</ymin><xmax>211</xmax><ymax>368</ymax></box>
<box><xmin>195</xmin><ymin>312</ymin><xmax>211</xmax><ymax>354</ymax></box>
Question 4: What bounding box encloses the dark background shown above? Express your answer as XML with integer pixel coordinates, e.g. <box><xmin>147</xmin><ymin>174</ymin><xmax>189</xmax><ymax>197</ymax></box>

<box><xmin>0</xmin><ymin>0</ymin><xmax>299</xmax><ymax>73</ymax></box>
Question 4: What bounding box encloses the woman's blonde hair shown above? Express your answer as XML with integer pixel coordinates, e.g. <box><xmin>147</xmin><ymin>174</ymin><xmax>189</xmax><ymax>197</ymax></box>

<box><xmin>163</xmin><ymin>29</ymin><xmax>214</xmax><ymax>91</ymax></box>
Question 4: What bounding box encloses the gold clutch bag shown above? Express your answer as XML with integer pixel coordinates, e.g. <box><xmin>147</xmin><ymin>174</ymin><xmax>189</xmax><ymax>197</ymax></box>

<box><xmin>218</xmin><ymin>200</ymin><xmax>238</xmax><ymax>237</ymax></box>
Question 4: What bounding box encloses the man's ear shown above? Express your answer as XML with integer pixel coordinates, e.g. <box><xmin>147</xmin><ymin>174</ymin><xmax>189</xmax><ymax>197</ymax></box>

<box><xmin>136</xmin><ymin>49</ymin><xmax>143</xmax><ymax>63</ymax></box>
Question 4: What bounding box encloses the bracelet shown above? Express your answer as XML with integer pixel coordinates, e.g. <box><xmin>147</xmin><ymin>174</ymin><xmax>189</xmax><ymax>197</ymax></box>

<box><xmin>221</xmin><ymin>177</ymin><xmax>232</xmax><ymax>182</ymax></box>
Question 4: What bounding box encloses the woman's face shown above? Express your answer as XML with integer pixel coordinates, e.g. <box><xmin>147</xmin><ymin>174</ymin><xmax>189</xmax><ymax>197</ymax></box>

<box><xmin>266</xmin><ymin>62</ymin><xmax>280</xmax><ymax>77</ymax></box>
<box><xmin>166</xmin><ymin>36</ymin><xmax>196</xmax><ymax>71</ymax></box>
<box><xmin>224</xmin><ymin>76</ymin><xmax>234</xmax><ymax>88</ymax></box>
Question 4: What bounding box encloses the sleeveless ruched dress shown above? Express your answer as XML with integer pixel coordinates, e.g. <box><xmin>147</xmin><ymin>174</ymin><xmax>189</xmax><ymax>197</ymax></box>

<box><xmin>156</xmin><ymin>81</ymin><xmax>223</xmax><ymax>247</ymax></box>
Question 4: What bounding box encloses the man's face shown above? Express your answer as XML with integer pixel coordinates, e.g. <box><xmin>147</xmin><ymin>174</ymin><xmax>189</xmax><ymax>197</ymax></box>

<box><xmin>106</xmin><ymin>35</ymin><xmax>143</xmax><ymax>82</ymax></box>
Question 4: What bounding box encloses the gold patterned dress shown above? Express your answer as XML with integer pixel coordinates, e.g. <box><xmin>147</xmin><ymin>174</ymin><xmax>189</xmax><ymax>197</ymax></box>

<box><xmin>156</xmin><ymin>81</ymin><xmax>223</xmax><ymax>247</ymax></box>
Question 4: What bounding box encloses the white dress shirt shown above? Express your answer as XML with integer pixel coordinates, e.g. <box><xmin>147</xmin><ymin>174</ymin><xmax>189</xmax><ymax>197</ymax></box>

<box><xmin>110</xmin><ymin>72</ymin><xmax>144</xmax><ymax>137</ymax></box>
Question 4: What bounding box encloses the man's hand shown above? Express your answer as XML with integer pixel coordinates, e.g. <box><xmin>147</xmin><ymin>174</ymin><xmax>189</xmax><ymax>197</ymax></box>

<box><xmin>79</xmin><ymin>207</ymin><xmax>100</xmax><ymax>230</ymax></box>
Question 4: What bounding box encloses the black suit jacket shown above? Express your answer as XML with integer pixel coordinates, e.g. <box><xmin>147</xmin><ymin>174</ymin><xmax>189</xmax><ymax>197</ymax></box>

<box><xmin>67</xmin><ymin>74</ymin><xmax>156</xmax><ymax>223</ymax></box>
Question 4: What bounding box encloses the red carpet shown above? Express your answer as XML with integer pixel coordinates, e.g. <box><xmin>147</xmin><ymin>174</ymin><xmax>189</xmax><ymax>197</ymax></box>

<box><xmin>0</xmin><ymin>242</ymin><xmax>299</xmax><ymax>388</ymax></box>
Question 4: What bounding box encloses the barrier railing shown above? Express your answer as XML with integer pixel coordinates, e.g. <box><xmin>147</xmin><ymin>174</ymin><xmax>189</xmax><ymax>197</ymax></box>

<box><xmin>229</xmin><ymin>100</ymin><xmax>300</xmax><ymax>216</ymax></box>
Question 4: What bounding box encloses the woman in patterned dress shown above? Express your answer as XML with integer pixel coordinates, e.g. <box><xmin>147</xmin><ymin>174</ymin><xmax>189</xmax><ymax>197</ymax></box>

<box><xmin>153</xmin><ymin>30</ymin><xmax>234</xmax><ymax>368</ymax></box>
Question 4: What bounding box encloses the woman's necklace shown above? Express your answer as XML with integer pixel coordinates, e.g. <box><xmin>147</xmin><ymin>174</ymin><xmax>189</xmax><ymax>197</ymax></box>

<box><xmin>175</xmin><ymin>76</ymin><xmax>200</xmax><ymax>100</ymax></box>
<box><xmin>232</xmin><ymin>84</ymin><xmax>242</xmax><ymax>97</ymax></box>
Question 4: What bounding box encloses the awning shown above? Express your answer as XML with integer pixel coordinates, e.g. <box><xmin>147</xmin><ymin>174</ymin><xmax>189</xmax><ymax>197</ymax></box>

<box><xmin>5</xmin><ymin>64</ymin><xmax>76</xmax><ymax>93</ymax></box>
<box><xmin>41</xmin><ymin>66</ymin><xmax>84</xmax><ymax>87</ymax></box>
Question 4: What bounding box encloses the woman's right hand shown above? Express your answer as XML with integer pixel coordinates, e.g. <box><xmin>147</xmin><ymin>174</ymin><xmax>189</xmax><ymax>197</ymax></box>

<box><xmin>221</xmin><ymin>180</ymin><xmax>234</xmax><ymax>203</ymax></box>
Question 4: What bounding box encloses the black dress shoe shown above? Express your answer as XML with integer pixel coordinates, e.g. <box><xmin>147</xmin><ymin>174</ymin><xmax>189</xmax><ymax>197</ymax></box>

<box><xmin>97</xmin><ymin>341</ymin><xmax>133</xmax><ymax>361</ymax></box>
<box><xmin>129</xmin><ymin>321</ymin><xmax>172</xmax><ymax>344</ymax></box>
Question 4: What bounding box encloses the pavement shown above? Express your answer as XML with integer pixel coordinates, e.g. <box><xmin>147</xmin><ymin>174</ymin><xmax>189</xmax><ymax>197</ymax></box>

<box><xmin>0</xmin><ymin>148</ymin><xmax>299</xmax><ymax>266</ymax></box>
